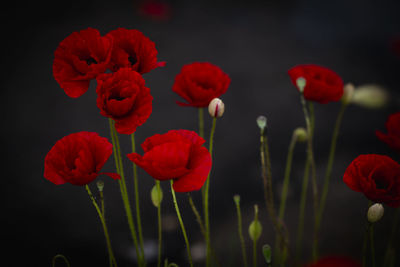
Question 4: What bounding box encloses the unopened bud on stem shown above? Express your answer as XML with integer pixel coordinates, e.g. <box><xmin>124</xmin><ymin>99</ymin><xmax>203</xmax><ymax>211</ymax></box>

<box><xmin>293</xmin><ymin>127</ymin><xmax>307</xmax><ymax>142</ymax></box>
<box><xmin>341</xmin><ymin>83</ymin><xmax>355</xmax><ymax>105</ymax></box>
<box><xmin>96</xmin><ymin>180</ymin><xmax>104</xmax><ymax>192</ymax></box>
<box><xmin>257</xmin><ymin>116</ymin><xmax>267</xmax><ymax>132</ymax></box>
<box><xmin>208</xmin><ymin>98</ymin><xmax>225</xmax><ymax>118</ymax></box>
<box><xmin>151</xmin><ymin>184</ymin><xmax>163</xmax><ymax>207</ymax></box>
<box><xmin>351</xmin><ymin>84</ymin><xmax>388</xmax><ymax>109</ymax></box>
<box><xmin>262</xmin><ymin>244</ymin><xmax>272</xmax><ymax>264</ymax></box>
<box><xmin>249</xmin><ymin>204</ymin><xmax>262</xmax><ymax>241</ymax></box>
<box><xmin>296</xmin><ymin>77</ymin><xmax>307</xmax><ymax>93</ymax></box>
<box><xmin>367</xmin><ymin>203</ymin><xmax>384</xmax><ymax>223</ymax></box>
<box><xmin>233</xmin><ymin>194</ymin><xmax>241</xmax><ymax>205</ymax></box>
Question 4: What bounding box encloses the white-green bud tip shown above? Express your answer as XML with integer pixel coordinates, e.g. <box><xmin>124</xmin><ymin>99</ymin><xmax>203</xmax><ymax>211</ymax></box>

<box><xmin>341</xmin><ymin>83</ymin><xmax>355</xmax><ymax>105</ymax></box>
<box><xmin>233</xmin><ymin>194</ymin><xmax>241</xmax><ymax>205</ymax></box>
<box><xmin>367</xmin><ymin>203</ymin><xmax>384</xmax><ymax>223</ymax></box>
<box><xmin>296</xmin><ymin>77</ymin><xmax>307</xmax><ymax>93</ymax></box>
<box><xmin>151</xmin><ymin>184</ymin><xmax>163</xmax><ymax>207</ymax></box>
<box><xmin>293</xmin><ymin>127</ymin><xmax>307</xmax><ymax>142</ymax></box>
<box><xmin>96</xmin><ymin>180</ymin><xmax>104</xmax><ymax>192</ymax></box>
<box><xmin>208</xmin><ymin>98</ymin><xmax>225</xmax><ymax>118</ymax></box>
<box><xmin>256</xmin><ymin>116</ymin><xmax>267</xmax><ymax>131</ymax></box>
<box><xmin>351</xmin><ymin>84</ymin><xmax>389</xmax><ymax>109</ymax></box>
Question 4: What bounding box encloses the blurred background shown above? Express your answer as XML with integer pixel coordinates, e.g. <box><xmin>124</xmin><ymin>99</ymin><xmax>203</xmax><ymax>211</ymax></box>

<box><xmin>3</xmin><ymin>0</ymin><xmax>400</xmax><ymax>266</ymax></box>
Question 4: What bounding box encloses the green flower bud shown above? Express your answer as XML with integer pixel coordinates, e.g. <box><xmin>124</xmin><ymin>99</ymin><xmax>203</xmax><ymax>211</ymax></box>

<box><xmin>233</xmin><ymin>194</ymin><xmax>241</xmax><ymax>205</ymax></box>
<box><xmin>341</xmin><ymin>83</ymin><xmax>355</xmax><ymax>105</ymax></box>
<box><xmin>96</xmin><ymin>180</ymin><xmax>104</xmax><ymax>192</ymax></box>
<box><xmin>296</xmin><ymin>77</ymin><xmax>306</xmax><ymax>93</ymax></box>
<box><xmin>293</xmin><ymin>127</ymin><xmax>307</xmax><ymax>142</ymax></box>
<box><xmin>367</xmin><ymin>203</ymin><xmax>384</xmax><ymax>223</ymax></box>
<box><xmin>208</xmin><ymin>98</ymin><xmax>225</xmax><ymax>118</ymax></box>
<box><xmin>249</xmin><ymin>220</ymin><xmax>262</xmax><ymax>241</ymax></box>
<box><xmin>262</xmin><ymin>244</ymin><xmax>272</xmax><ymax>264</ymax></box>
<box><xmin>351</xmin><ymin>84</ymin><xmax>388</xmax><ymax>109</ymax></box>
<box><xmin>151</xmin><ymin>184</ymin><xmax>163</xmax><ymax>207</ymax></box>
<box><xmin>256</xmin><ymin>116</ymin><xmax>267</xmax><ymax>131</ymax></box>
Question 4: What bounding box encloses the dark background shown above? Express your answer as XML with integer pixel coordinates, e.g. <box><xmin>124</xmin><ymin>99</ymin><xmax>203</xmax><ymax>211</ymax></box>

<box><xmin>3</xmin><ymin>0</ymin><xmax>400</xmax><ymax>266</ymax></box>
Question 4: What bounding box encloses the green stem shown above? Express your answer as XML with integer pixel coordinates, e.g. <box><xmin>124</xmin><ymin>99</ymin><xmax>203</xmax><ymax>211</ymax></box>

<box><xmin>204</xmin><ymin>117</ymin><xmax>217</xmax><ymax>267</ymax></box>
<box><xmin>234</xmin><ymin>198</ymin><xmax>248</xmax><ymax>267</ymax></box>
<box><xmin>253</xmin><ymin>238</ymin><xmax>257</xmax><ymax>267</ymax></box>
<box><xmin>299</xmin><ymin>95</ymin><xmax>318</xmax><ymax>261</ymax></box>
<box><xmin>99</xmin><ymin>191</ymin><xmax>105</xmax><ymax>218</ymax></box>
<box><xmin>370</xmin><ymin>224</ymin><xmax>376</xmax><ymax>267</ymax></box>
<box><xmin>52</xmin><ymin>254</ymin><xmax>71</xmax><ymax>267</ymax></box>
<box><xmin>170</xmin><ymin>180</ymin><xmax>193</xmax><ymax>267</ymax></box>
<box><xmin>315</xmin><ymin>103</ymin><xmax>347</xmax><ymax>234</ymax></box>
<box><xmin>188</xmin><ymin>194</ymin><xmax>206</xmax><ymax>237</ymax></box>
<box><xmin>383</xmin><ymin>208</ymin><xmax>399</xmax><ymax>267</ymax></box>
<box><xmin>156</xmin><ymin>181</ymin><xmax>162</xmax><ymax>267</ymax></box>
<box><xmin>362</xmin><ymin>201</ymin><xmax>372</xmax><ymax>267</ymax></box>
<box><xmin>131</xmin><ymin>133</ymin><xmax>145</xmax><ymax>257</ymax></box>
<box><xmin>85</xmin><ymin>185</ymin><xmax>117</xmax><ymax>267</ymax></box>
<box><xmin>108</xmin><ymin>119</ymin><xmax>143</xmax><ymax>266</ymax></box>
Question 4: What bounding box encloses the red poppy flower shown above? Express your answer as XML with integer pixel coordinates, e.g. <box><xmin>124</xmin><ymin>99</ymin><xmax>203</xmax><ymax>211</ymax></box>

<box><xmin>44</xmin><ymin>132</ymin><xmax>120</xmax><ymax>186</ymax></box>
<box><xmin>288</xmin><ymin>64</ymin><xmax>344</xmax><ymax>104</ymax></box>
<box><xmin>172</xmin><ymin>62</ymin><xmax>231</xmax><ymax>107</ymax></box>
<box><xmin>343</xmin><ymin>154</ymin><xmax>400</xmax><ymax>207</ymax></box>
<box><xmin>376</xmin><ymin>112</ymin><xmax>400</xmax><ymax>152</ymax></box>
<box><xmin>138</xmin><ymin>0</ymin><xmax>172</xmax><ymax>21</ymax></box>
<box><xmin>127</xmin><ymin>130</ymin><xmax>212</xmax><ymax>192</ymax></box>
<box><xmin>96</xmin><ymin>68</ymin><xmax>153</xmax><ymax>135</ymax></box>
<box><xmin>105</xmin><ymin>28</ymin><xmax>165</xmax><ymax>74</ymax></box>
<box><xmin>53</xmin><ymin>28</ymin><xmax>113</xmax><ymax>98</ymax></box>
<box><xmin>304</xmin><ymin>256</ymin><xmax>361</xmax><ymax>267</ymax></box>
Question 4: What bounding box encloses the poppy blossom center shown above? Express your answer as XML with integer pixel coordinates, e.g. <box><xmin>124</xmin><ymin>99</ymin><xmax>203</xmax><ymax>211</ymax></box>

<box><xmin>86</xmin><ymin>57</ymin><xmax>98</xmax><ymax>65</ymax></box>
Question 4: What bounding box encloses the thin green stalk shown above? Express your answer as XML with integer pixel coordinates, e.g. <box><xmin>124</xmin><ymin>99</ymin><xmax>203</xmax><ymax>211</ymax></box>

<box><xmin>156</xmin><ymin>181</ymin><xmax>162</xmax><ymax>267</ymax></box>
<box><xmin>188</xmin><ymin>194</ymin><xmax>206</xmax><ymax>237</ymax></box>
<box><xmin>52</xmin><ymin>254</ymin><xmax>71</xmax><ymax>267</ymax></box>
<box><xmin>234</xmin><ymin>196</ymin><xmax>248</xmax><ymax>267</ymax></box>
<box><xmin>316</xmin><ymin>103</ymin><xmax>347</xmax><ymax>234</ymax></box>
<box><xmin>252</xmin><ymin>206</ymin><xmax>260</xmax><ymax>267</ymax></box>
<box><xmin>299</xmin><ymin>95</ymin><xmax>318</xmax><ymax>261</ymax></box>
<box><xmin>108</xmin><ymin>119</ymin><xmax>143</xmax><ymax>266</ymax></box>
<box><xmin>370</xmin><ymin>224</ymin><xmax>376</xmax><ymax>267</ymax></box>
<box><xmin>131</xmin><ymin>133</ymin><xmax>145</xmax><ymax>257</ymax></box>
<box><xmin>204</xmin><ymin>117</ymin><xmax>217</xmax><ymax>267</ymax></box>
<box><xmin>170</xmin><ymin>180</ymin><xmax>193</xmax><ymax>267</ymax></box>
<box><xmin>362</xmin><ymin>201</ymin><xmax>372</xmax><ymax>267</ymax></box>
<box><xmin>383</xmin><ymin>208</ymin><xmax>399</xmax><ymax>267</ymax></box>
<box><xmin>85</xmin><ymin>185</ymin><xmax>117</xmax><ymax>267</ymax></box>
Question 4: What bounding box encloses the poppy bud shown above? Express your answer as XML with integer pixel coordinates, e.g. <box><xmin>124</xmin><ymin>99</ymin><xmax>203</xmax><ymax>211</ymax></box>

<box><xmin>293</xmin><ymin>127</ymin><xmax>307</xmax><ymax>142</ymax></box>
<box><xmin>151</xmin><ymin>184</ymin><xmax>163</xmax><ymax>207</ymax></box>
<box><xmin>256</xmin><ymin>116</ymin><xmax>267</xmax><ymax>131</ymax></box>
<box><xmin>96</xmin><ymin>180</ymin><xmax>104</xmax><ymax>192</ymax></box>
<box><xmin>208</xmin><ymin>98</ymin><xmax>225</xmax><ymax>118</ymax></box>
<box><xmin>341</xmin><ymin>83</ymin><xmax>355</xmax><ymax>105</ymax></box>
<box><xmin>351</xmin><ymin>84</ymin><xmax>388</xmax><ymax>109</ymax></box>
<box><xmin>233</xmin><ymin>194</ymin><xmax>241</xmax><ymax>205</ymax></box>
<box><xmin>262</xmin><ymin>244</ymin><xmax>272</xmax><ymax>264</ymax></box>
<box><xmin>296</xmin><ymin>77</ymin><xmax>307</xmax><ymax>93</ymax></box>
<box><xmin>367</xmin><ymin>203</ymin><xmax>384</xmax><ymax>223</ymax></box>
<box><xmin>248</xmin><ymin>205</ymin><xmax>262</xmax><ymax>241</ymax></box>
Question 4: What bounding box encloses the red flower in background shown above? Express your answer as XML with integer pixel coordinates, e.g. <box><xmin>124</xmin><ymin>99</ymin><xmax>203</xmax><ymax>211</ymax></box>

<box><xmin>138</xmin><ymin>0</ymin><xmax>172</xmax><ymax>21</ymax></box>
<box><xmin>127</xmin><ymin>130</ymin><xmax>212</xmax><ymax>192</ymax></box>
<box><xmin>44</xmin><ymin>132</ymin><xmax>120</xmax><ymax>186</ymax></box>
<box><xmin>53</xmin><ymin>28</ymin><xmax>113</xmax><ymax>98</ymax></box>
<box><xmin>376</xmin><ymin>112</ymin><xmax>400</xmax><ymax>152</ymax></box>
<box><xmin>304</xmin><ymin>256</ymin><xmax>361</xmax><ymax>267</ymax></box>
<box><xmin>288</xmin><ymin>64</ymin><xmax>344</xmax><ymax>104</ymax></box>
<box><xmin>96</xmin><ymin>68</ymin><xmax>153</xmax><ymax>135</ymax></box>
<box><xmin>172</xmin><ymin>62</ymin><xmax>230</xmax><ymax>107</ymax></box>
<box><xmin>105</xmin><ymin>28</ymin><xmax>165</xmax><ymax>74</ymax></box>
<box><xmin>343</xmin><ymin>154</ymin><xmax>400</xmax><ymax>207</ymax></box>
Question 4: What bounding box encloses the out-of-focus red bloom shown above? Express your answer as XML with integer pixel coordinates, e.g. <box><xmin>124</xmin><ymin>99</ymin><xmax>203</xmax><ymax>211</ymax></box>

<box><xmin>376</xmin><ymin>112</ymin><xmax>400</xmax><ymax>152</ymax></box>
<box><xmin>343</xmin><ymin>154</ymin><xmax>400</xmax><ymax>207</ymax></box>
<box><xmin>288</xmin><ymin>64</ymin><xmax>344</xmax><ymax>104</ymax></box>
<box><xmin>138</xmin><ymin>0</ymin><xmax>172</xmax><ymax>21</ymax></box>
<box><xmin>172</xmin><ymin>62</ymin><xmax>230</xmax><ymax>107</ymax></box>
<box><xmin>105</xmin><ymin>28</ymin><xmax>165</xmax><ymax>74</ymax></box>
<box><xmin>53</xmin><ymin>28</ymin><xmax>113</xmax><ymax>98</ymax></box>
<box><xmin>44</xmin><ymin>132</ymin><xmax>120</xmax><ymax>186</ymax></box>
<box><xmin>304</xmin><ymin>256</ymin><xmax>361</xmax><ymax>267</ymax></box>
<box><xmin>96</xmin><ymin>68</ymin><xmax>153</xmax><ymax>135</ymax></box>
<box><xmin>127</xmin><ymin>130</ymin><xmax>212</xmax><ymax>192</ymax></box>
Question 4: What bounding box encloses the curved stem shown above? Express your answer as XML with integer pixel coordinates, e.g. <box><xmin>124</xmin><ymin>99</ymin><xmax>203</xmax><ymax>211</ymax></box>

<box><xmin>156</xmin><ymin>181</ymin><xmax>162</xmax><ymax>267</ymax></box>
<box><xmin>131</xmin><ymin>133</ymin><xmax>145</xmax><ymax>257</ymax></box>
<box><xmin>188</xmin><ymin>194</ymin><xmax>206</xmax><ymax>237</ymax></box>
<box><xmin>234</xmin><ymin>198</ymin><xmax>248</xmax><ymax>267</ymax></box>
<box><xmin>52</xmin><ymin>254</ymin><xmax>71</xmax><ymax>267</ymax></box>
<box><xmin>85</xmin><ymin>185</ymin><xmax>117</xmax><ymax>267</ymax></box>
<box><xmin>316</xmin><ymin>103</ymin><xmax>347</xmax><ymax>233</ymax></box>
<box><xmin>170</xmin><ymin>181</ymin><xmax>193</xmax><ymax>267</ymax></box>
<box><xmin>204</xmin><ymin>117</ymin><xmax>217</xmax><ymax>267</ymax></box>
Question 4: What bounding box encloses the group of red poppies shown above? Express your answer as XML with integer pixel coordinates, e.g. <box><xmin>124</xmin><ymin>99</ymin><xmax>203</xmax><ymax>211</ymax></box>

<box><xmin>46</xmin><ymin>27</ymin><xmax>231</xmax><ymax>192</ymax></box>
